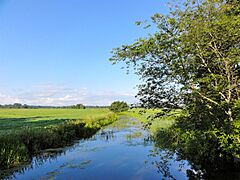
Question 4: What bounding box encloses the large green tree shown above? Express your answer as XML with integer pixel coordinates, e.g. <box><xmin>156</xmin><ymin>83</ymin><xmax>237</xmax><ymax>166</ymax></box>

<box><xmin>110</xmin><ymin>0</ymin><xmax>240</xmax><ymax>177</ymax></box>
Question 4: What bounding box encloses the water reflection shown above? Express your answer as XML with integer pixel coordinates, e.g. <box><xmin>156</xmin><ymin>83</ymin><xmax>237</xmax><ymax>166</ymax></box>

<box><xmin>148</xmin><ymin>146</ymin><xmax>240</xmax><ymax>180</ymax></box>
<box><xmin>147</xmin><ymin>148</ymin><xmax>191</xmax><ymax>180</ymax></box>
<box><xmin>98</xmin><ymin>130</ymin><xmax>115</xmax><ymax>141</ymax></box>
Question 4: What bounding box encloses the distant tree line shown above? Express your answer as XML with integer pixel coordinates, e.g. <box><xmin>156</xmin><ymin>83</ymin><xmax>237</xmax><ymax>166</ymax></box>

<box><xmin>0</xmin><ymin>103</ymin><xmax>30</xmax><ymax>109</ymax></box>
<box><xmin>0</xmin><ymin>103</ymin><xmax>107</xmax><ymax>109</ymax></box>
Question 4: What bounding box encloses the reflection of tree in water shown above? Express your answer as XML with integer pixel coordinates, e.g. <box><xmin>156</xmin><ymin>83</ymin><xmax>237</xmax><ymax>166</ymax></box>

<box><xmin>124</xmin><ymin>133</ymin><xmax>153</xmax><ymax>147</ymax></box>
<box><xmin>148</xmin><ymin>147</ymin><xmax>240</xmax><ymax>180</ymax></box>
<box><xmin>148</xmin><ymin>147</ymin><xmax>207</xmax><ymax>180</ymax></box>
<box><xmin>177</xmin><ymin>151</ymin><xmax>240</xmax><ymax>180</ymax></box>
<box><xmin>148</xmin><ymin>148</ymin><xmax>178</xmax><ymax>180</ymax></box>
<box><xmin>99</xmin><ymin>130</ymin><xmax>115</xmax><ymax>141</ymax></box>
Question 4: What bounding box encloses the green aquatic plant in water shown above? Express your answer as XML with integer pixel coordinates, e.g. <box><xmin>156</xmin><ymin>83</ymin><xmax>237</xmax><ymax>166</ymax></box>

<box><xmin>125</xmin><ymin>132</ymin><xmax>143</xmax><ymax>140</ymax></box>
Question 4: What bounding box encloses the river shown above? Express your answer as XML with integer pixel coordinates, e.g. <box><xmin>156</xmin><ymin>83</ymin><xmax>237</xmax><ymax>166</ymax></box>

<box><xmin>4</xmin><ymin>117</ymin><xmax>193</xmax><ymax>179</ymax></box>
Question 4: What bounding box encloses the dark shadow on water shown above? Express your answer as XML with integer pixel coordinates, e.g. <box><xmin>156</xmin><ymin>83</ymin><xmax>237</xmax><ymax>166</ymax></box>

<box><xmin>147</xmin><ymin>147</ymin><xmax>240</xmax><ymax>180</ymax></box>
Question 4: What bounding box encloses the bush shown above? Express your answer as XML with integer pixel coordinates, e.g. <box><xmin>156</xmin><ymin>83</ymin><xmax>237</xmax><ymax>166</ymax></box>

<box><xmin>109</xmin><ymin>101</ymin><xmax>129</xmax><ymax>113</ymax></box>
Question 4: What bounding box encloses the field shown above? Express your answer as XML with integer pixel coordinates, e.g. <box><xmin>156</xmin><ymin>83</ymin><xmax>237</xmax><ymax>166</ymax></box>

<box><xmin>0</xmin><ymin>108</ymin><xmax>114</xmax><ymax>134</ymax></box>
<box><xmin>0</xmin><ymin>108</ymin><xmax>118</xmax><ymax>170</ymax></box>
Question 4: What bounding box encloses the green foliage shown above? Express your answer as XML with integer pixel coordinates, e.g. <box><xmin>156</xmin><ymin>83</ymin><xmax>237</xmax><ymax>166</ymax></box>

<box><xmin>154</xmin><ymin>126</ymin><xmax>240</xmax><ymax>178</ymax></box>
<box><xmin>109</xmin><ymin>101</ymin><xmax>129</xmax><ymax>113</ymax></box>
<box><xmin>110</xmin><ymin>0</ymin><xmax>240</xmax><ymax>175</ymax></box>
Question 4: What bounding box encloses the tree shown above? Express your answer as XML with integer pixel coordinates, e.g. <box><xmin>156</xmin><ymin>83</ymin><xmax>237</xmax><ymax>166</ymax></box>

<box><xmin>72</xmin><ymin>104</ymin><xmax>85</xmax><ymax>109</ymax></box>
<box><xmin>109</xmin><ymin>101</ymin><xmax>129</xmax><ymax>113</ymax></box>
<box><xmin>110</xmin><ymin>0</ymin><xmax>240</xmax><ymax>177</ymax></box>
<box><xmin>13</xmin><ymin>103</ymin><xmax>22</xmax><ymax>108</ymax></box>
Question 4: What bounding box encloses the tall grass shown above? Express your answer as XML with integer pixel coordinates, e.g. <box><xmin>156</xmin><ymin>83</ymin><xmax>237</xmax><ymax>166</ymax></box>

<box><xmin>121</xmin><ymin>108</ymin><xmax>179</xmax><ymax>134</ymax></box>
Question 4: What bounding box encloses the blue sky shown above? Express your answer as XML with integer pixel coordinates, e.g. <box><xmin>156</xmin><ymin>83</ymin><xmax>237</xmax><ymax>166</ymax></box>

<box><xmin>0</xmin><ymin>0</ymin><xmax>168</xmax><ymax>106</ymax></box>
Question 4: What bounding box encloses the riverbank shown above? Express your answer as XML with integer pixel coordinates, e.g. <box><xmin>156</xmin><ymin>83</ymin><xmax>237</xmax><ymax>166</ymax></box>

<box><xmin>121</xmin><ymin>108</ymin><xmax>181</xmax><ymax>133</ymax></box>
<box><xmin>0</xmin><ymin>109</ymin><xmax>118</xmax><ymax>171</ymax></box>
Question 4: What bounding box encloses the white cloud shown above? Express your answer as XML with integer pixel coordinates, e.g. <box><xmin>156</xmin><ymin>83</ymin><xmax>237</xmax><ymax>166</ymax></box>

<box><xmin>0</xmin><ymin>84</ymin><xmax>137</xmax><ymax>106</ymax></box>
<box><xmin>0</xmin><ymin>93</ymin><xmax>21</xmax><ymax>104</ymax></box>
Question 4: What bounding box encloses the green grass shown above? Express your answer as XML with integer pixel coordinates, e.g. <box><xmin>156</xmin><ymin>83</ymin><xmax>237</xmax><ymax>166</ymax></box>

<box><xmin>121</xmin><ymin>108</ymin><xmax>181</xmax><ymax>134</ymax></box>
<box><xmin>0</xmin><ymin>108</ymin><xmax>118</xmax><ymax>171</ymax></box>
<box><xmin>0</xmin><ymin>108</ymin><xmax>113</xmax><ymax>134</ymax></box>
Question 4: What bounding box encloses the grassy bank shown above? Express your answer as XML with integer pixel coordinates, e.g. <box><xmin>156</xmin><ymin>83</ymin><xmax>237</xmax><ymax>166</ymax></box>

<box><xmin>0</xmin><ymin>109</ymin><xmax>118</xmax><ymax>170</ymax></box>
<box><xmin>121</xmin><ymin>108</ymin><xmax>181</xmax><ymax>134</ymax></box>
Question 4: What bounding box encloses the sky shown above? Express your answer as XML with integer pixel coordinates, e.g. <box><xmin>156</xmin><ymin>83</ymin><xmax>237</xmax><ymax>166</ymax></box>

<box><xmin>0</xmin><ymin>0</ymin><xmax>168</xmax><ymax>106</ymax></box>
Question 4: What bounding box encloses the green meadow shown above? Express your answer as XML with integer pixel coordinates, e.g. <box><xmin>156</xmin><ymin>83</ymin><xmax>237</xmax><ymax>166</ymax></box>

<box><xmin>0</xmin><ymin>108</ymin><xmax>114</xmax><ymax>134</ymax></box>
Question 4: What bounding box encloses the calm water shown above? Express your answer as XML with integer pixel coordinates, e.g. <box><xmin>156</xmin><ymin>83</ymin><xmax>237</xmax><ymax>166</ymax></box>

<box><xmin>4</xmin><ymin>118</ymin><xmax>191</xmax><ymax>180</ymax></box>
